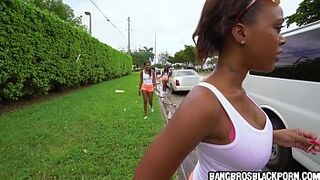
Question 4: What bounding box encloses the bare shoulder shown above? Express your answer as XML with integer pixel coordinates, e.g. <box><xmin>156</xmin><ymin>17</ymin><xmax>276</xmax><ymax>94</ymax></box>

<box><xmin>182</xmin><ymin>85</ymin><xmax>222</xmax><ymax>115</ymax></box>
<box><xmin>167</xmin><ymin>84</ymin><xmax>223</xmax><ymax>139</ymax></box>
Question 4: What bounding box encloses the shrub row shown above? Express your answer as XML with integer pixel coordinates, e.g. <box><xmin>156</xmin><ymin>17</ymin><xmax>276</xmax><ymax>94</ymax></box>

<box><xmin>0</xmin><ymin>0</ymin><xmax>132</xmax><ymax>102</ymax></box>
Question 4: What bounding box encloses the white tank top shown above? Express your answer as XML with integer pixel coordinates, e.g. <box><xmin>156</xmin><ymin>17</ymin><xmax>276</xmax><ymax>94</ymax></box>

<box><xmin>143</xmin><ymin>70</ymin><xmax>153</xmax><ymax>85</ymax></box>
<box><xmin>192</xmin><ymin>82</ymin><xmax>273</xmax><ymax>179</ymax></box>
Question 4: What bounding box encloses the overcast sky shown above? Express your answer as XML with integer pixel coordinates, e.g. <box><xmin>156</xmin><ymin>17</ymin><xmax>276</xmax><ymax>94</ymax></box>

<box><xmin>63</xmin><ymin>0</ymin><xmax>302</xmax><ymax>59</ymax></box>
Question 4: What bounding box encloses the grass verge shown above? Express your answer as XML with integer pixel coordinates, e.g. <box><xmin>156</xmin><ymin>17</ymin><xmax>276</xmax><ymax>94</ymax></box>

<box><xmin>0</xmin><ymin>73</ymin><xmax>164</xmax><ymax>179</ymax></box>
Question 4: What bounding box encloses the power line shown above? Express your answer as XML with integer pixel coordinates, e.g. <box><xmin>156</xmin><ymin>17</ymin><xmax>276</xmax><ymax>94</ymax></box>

<box><xmin>89</xmin><ymin>0</ymin><xmax>126</xmax><ymax>39</ymax></box>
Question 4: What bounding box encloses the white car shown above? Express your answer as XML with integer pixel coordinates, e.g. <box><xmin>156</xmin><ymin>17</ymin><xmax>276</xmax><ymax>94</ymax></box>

<box><xmin>168</xmin><ymin>69</ymin><xmax>202</xmax><ymax>93</ymax></box>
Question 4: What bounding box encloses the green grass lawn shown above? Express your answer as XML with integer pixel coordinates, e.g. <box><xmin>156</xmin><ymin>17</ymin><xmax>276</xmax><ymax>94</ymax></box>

<box><xmin>0</xmin><ymin>73</ymin><xmax>164</xmax><ymax>179</ymax></box>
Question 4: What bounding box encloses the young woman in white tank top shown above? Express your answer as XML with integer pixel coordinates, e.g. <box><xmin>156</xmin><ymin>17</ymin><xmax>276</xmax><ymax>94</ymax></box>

<box><xmin>139</xmin><ymin>62</ymin><xmax>156</xmax><ymax>120</ymax></box>
<box><xmin>158</xmin><ymin>66</ymin><xmax>170</xmax><ymax>93</ymax></box>
<box><xmin>134</xmin><ymin>0</ymin><xmax>320</xmax><ymax>179</ymax></box>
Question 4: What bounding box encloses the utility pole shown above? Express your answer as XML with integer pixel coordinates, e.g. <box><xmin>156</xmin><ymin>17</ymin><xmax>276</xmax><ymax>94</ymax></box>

<box><xmin>127</xmin><ymin>17</ymin><xmax>131</xmax><ymax>53</ymax></box>
<box><xmin>154</xmin><ymin>33</ymin><xmax>157</xmax><ymax>64</ymax></box>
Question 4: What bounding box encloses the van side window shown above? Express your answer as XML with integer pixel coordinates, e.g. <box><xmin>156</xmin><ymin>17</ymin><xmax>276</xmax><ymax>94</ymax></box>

<box><xmin>250</xmin><ymin>27</ymin><xmax>320</xmax><ymax>83</ymax></box>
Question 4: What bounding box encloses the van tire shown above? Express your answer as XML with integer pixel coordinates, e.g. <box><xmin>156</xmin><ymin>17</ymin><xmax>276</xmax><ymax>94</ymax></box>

<box><xmin>267</xmin><ymin>118</ymin><xmax>294</xmax><ymax>171</ymax></box>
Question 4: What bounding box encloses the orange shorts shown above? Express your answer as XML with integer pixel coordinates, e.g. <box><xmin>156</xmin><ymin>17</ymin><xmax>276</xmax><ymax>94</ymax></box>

<box><xmin>141</xmin><ymin>84</ymin><xmax>154</xmax><ymax>92</ymax></box>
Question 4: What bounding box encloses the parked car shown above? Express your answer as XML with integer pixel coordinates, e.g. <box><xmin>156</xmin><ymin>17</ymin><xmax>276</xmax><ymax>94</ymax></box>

<box><xmin>168</xmin><ymin>69</ymin><xmax>202</xmax><ymax>93</ymax></box>
<box><xmin>243</xmin><ymin>20</ymin><xmax>320</xmax><ymax>170</ymax></box>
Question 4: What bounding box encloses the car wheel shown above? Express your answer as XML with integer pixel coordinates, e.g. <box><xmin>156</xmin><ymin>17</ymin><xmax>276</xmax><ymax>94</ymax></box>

<box><xmin>267</xmin><ymin>117</ymin><xmax>295</xmax><ymax>171</ymax></box>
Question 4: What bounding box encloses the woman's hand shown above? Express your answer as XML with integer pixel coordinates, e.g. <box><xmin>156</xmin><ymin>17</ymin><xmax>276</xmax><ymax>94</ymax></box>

<box><xmin>273</xmin><ymin>129</ymin><xmax>320</xmax><ymax>155</ymax></box>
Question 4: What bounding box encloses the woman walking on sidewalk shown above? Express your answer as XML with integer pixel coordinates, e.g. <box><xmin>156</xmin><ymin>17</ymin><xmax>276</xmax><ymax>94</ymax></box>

<box><xmin>158</xmin><ymin>66</ymin><xmax>170</xmax><ymax>93</ymax></box>
<box><xmin>139</xmin><ymin>62</ymin><xmax>156</xmax><ymax>120</ymax></box>
<box><xmin>134</xmin><ymin>0</ymin><xmax>320</xmax><ymax>179</ymax></box>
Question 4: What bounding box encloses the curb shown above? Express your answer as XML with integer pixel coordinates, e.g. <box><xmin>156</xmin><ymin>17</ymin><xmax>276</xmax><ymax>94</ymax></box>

<box><xmin>156</xmin><ymin>87</ymin><xmax>188</xmax><ymax>180</ymax></box>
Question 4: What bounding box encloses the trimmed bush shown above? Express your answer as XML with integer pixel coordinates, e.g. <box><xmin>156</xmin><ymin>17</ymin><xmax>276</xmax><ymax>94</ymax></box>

<box><xmin>0</xmin><ymin>0</ymin><xmax>132</xmax><ymax>102</ymax></box>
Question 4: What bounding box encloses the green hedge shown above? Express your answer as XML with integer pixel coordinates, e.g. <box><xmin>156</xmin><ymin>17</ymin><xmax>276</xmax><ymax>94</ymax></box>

<box><xmin>0</xmin><ymin>0</ymin><xmax>132</xmax><ymax>102</ymax></box>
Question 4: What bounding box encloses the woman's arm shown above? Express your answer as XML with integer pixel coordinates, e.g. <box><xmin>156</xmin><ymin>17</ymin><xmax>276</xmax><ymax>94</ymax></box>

<box><xmin>133</xmin><ymin>87</ymin><xmax>220</xmax><ymax>179</ymax></box>
<box><xmin>273</xmin><ymin>129</ymin><xmax>320</xmax><ymax>154</ymax></box>
<box><xmin>152</xmin><ymin>70</ymin><xmax>157</xmax><ymax>86</ymax></box>
<box><xmin>139</xmin><ymin>71</ymin><xmax>143</xmax><ymax>95</ymax></box>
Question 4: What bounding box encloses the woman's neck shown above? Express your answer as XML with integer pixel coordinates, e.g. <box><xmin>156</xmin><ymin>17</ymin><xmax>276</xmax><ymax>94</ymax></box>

<box><xmin>207</xmin><ymin>56</ymin><xmax>249</xmax><ymax>93</ymax></box>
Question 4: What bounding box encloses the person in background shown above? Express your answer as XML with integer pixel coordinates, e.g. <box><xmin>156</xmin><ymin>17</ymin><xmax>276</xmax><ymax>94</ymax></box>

<box><xmin>158</xmin><ymin>66</ymin><xmax>170</xmax><ymax>93</ymax></box>
<box><xmin>139</xmin><ymin>62</ymin><xmax>156</xmax><ymax>120</ymax></box>
<box><xmin>134</xmin><ymin>0</ymin><xmax>320</xmax><ymax>179</ymax></box>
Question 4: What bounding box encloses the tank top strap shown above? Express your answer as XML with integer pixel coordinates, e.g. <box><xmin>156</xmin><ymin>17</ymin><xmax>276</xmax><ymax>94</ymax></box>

<box><xmin>197</xmin><ymin>82</ymin><xmax>240</xmax><ymax>122</ymax></box>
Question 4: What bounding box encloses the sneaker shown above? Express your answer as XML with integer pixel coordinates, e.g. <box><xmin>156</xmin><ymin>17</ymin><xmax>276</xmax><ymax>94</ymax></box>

<box><xmin>144</xmin><ymin>116</ymin><xmax>148</xmax><ymax>120</ymax></box>
<box><xmin>151</xmin><ymin>107</ymin><xmax>154</xmax><ymax>112</ymax></box>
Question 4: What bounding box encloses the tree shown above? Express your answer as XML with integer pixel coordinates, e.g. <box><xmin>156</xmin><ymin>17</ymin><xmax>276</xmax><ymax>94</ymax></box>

<box><xmin>152</xmin><ymin>63</ymin><xmax>164</xmax><ymax>68</ymax></box>
<box><xmin>142</xmin><ymin>46</ymin><xmax>155</xmax><ymax>63</ymax></box>
<box><xmin>182</xmin><ymin>45</ymin><xmax>198</xmax><ymax>65</ymax></box>
<box><xmin>25</xmin><ymin>0</ymin><xmax>83</xmax><ymax>27</ymax></box>
<box><xmin>130</xmin><ymin>47</ymin><xmax>155</xmax><ymax>67</ymax></box>
<box><xmin>167</xmin><ymin>55</ymin><xmax>175</xmax><ymax>64</ymax></box>
<box><xmin>173</xmin><ymin>50</ymin><xmax>185</xmax><ymax>64</ymax></box>
<box><xmin>286</xmin><ymin>0</ymin><xmax>320</xmax><ymax>27</ymax></box>
<box><xmin>169</xmin><ymin>45</ymin><xmax>198</xmax><ymax>65</ymax></box>
<box><xmin>158</xmin><ymin>51</ymin><xmax>170</xmax><ymax>65</ymax></box>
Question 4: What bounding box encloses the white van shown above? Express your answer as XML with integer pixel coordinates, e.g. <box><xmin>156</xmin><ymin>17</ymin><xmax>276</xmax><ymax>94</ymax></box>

<box><xmin>244</xmin><ymin>21</ymin><xmax>320</xmax><ymax>171</ymax></box>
